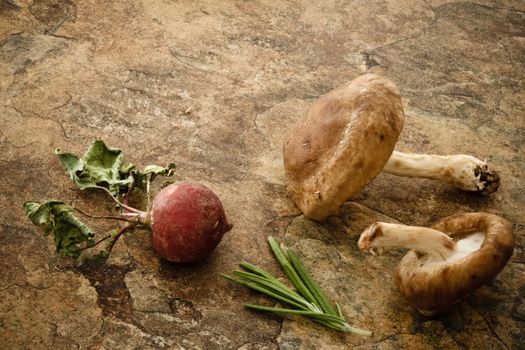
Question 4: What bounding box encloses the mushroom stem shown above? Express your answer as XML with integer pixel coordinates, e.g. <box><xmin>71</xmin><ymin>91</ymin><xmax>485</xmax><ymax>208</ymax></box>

<box><xmin>358</xmin><ymin>222</ymin><xmax>456</xmax><ymax>260</ymax></box>
<box><xmin>383</xmin><ymin>151</ymin><xmax>499</xmax><ymax>194</ymax></box>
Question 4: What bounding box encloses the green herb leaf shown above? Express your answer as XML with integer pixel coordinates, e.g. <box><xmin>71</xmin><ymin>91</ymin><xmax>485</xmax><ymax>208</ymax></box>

<box><xmin>287</xmin><ymin>248</ymin><xmax>337</xmax><ymax>316</ymax></box>
<box><xmin>232</xmin><ymin>270</ymin><xmax>317</xmax><ymax>311</ymax></box>
<box><xmin>267</xmin><ymin>236</ymin><xmax>317</xmax><ymax>306</ymax></box>
<box><xmin>222</xmin><ymin>273</ymin><xmax>308</xmax><ymax>310</ymax></box>
<box><xmin>23</xmin><ymin>200</ymin><xmax>95</xmax><ymax>259</ymax></box>
<box><xmin>239</xmin><ymin>262</ymin><xmax>275</xmax><ymax>280</ymax></box>
<box><xmin>244</xmin><ymin>304</ymin><xmax>344</xmax><ymax>323</ymax></box>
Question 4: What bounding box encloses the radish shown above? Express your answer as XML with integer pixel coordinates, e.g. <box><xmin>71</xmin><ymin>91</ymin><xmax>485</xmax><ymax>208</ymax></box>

<box><xmin>150</xmin><ymin>182</ymin><xmax>232</xmax><ymax>262</ymax></box>
<box><xmin>24</xmin><ymin>141</ymin><xmax>232</xmax><ymax>265</ymax></box>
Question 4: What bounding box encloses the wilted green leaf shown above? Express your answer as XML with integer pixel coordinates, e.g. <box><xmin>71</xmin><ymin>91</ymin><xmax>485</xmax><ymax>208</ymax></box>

<box><xmin>56</xmin><ymin>140</ymin><xmax>175</xmax><ymax>196</ymax></box>
<box><xmin>23</xmin><ymin>200</ymin><xmax>95</xmax><ymax>259</ymax></box>
<box><xmin>56</xmin><ymin>140</ymin><xmax>133</xmax><ymax>196</ymax></box>
<box><xmin>143</xmin><ymin>163</ymin><xmax>176</xmax><ymax>178</ymax></box>
<box><xmin>133</xmin><ymin>163</ymin><xmax>176</xmax><ymax>190</ymax></box>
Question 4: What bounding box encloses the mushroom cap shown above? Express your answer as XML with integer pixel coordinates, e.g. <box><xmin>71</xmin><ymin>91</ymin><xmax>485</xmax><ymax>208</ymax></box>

<box><xmin>396</xmin><ymin>213</ymin><xmax>515</xmax><ymax>315</ymax></box>
<box><xmin>283</xmin><ymin>74</ymin><xmax>404</xmax><ymax>221</ymax></box>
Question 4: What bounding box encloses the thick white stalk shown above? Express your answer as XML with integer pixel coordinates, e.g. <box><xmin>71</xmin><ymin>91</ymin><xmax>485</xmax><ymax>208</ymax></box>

<box><xmin>383</xmin><ymin>151</ymin><xmax>499</xmax><ymax>193</ymax></box>
<box><xmin>358</xmin><ymin>222</ymin><xmax>456</xmax><ymax>261</ymax></box>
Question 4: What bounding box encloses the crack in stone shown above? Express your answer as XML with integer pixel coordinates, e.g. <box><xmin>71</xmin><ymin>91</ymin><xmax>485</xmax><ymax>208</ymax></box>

<box><xmin>51</xmin><ymin>322</ymin><xmax>81</xmax><ymax>350</ymax></box>
<box><xmin>169</xmin><ymin>48</ymin><xmax>233</xmax><ymax>81</ymax></box>
<box><xmin>88</xmin><ymin>317</ymin><xmax>106</xmax><ymax>347</ymax></box>
<box><xmin>50</xmin><ymin>92</ymin><xmax>72</xmax><ymax>110</ymax></box>
<box><xmin>46</xmin><ymin>32</ymin><xmax>76</xmax><ymax>41</ymax></box>
<box><xmin>79</xmin><ymin>262</ymin><xmax>137</xmax><ymax>323</ymax></box>
<box><xmin>371</xmin><ymin>0</ymin><xmax>525</xmax><ymax>56</ymax></box>
<box><xmin>422</xmin><ymin>0</ymin><xmax>435</xmax><ymax>11</ymax></box>
<box><xmin>44</xmin><ymin>15</ymin><xmax>71</xmax><ymax>35</ymax></box>
<box><xmin>443</xmin><ymin>327</ymin><xmax>468</xmax><ymax>349</ymax></box>
<box><xmin>10</xmin><ymin>105</ymin><xmax>70</xmax><ymax>140</ymax></box>
<box><xmin>434</xmin><ymin>2</ymin><xmax>525</xmax><ymax>15</ymax></box>
<box><xmin>76</xmin><ymin>62</ymin><xmax>115</xmax><ymax>81</ymax></box>
<box><xmin>362</xmin><ymin>52</ymin><xmax>381</xmax><ymax>71</ymax></box>
<box><xmin>0</xmin><ymin>31</ymin><xmax>25</xmax><ymax>48</ymax></box>
<box><xmin>1</xmin><ymin>0</ymin><xmax>21</xmax><ymax>10</ymax></box>
<box><xmin>29</xmin><ymin>0</ymin><xmax>78</xmax><ymax>35</ymax></box>
<box><xmin>13</xmin><ymin>281</ymin><xmax>52</xmax><ymax>291</ymax></box>
<box><xmin>183</xmin><ymin>329</ymin><xmax>233</xmax><ymax>347</ymax></box>
<box><xmin>0</xmin><ymin>130</ymin><xmax>39</xmax><ymax>150</ymax></box>
<box><xmin>127</xmin><ymin>68</ymin><xmax>176</xmax><ymax>79</ymax></box>
<box><xmin>370</xmin><ymin>10</ymin><xmax>438</xmax><ymax>52</ymax></box>
<box><xmin>2</xmin><ymin>34</ymin><xmax>72</xmax><ymax>98</ymax></box>
<box><xmin>274</xmin><ymin>313</ymin><xmax>284</xmax><ymax>347</ymax></box>
<box><xmin>349</xmin><ymin>201</ymin><xmax>408</xmax><ymax>226</ymax></box>
<box><xmin>251</xmin><ymin>112</ymin><xmax>272</xmax><ymax>150</ymax></box>
<box><xmin>282</xmin><ymin>215</ymin><xmax>299</xmax><ymax>236</ymax></box>
<box><xmin>498</xmin><ymin>41</ymin><xmax>514</xmax><ymax>66</ymax></box>
<box><xmin>467</xmin><ymin>300</ymin><xmax>510</xmax><ymax>350</ymax></box>
<box><xmin>374</xmin><ymin>332</ymin><xmax>412</xmax><ymax>344</ymax></box>
<box><xmin>0</xmin><ymin>279</ymin><xmax>16</xmax><ymax>292</ymax></box>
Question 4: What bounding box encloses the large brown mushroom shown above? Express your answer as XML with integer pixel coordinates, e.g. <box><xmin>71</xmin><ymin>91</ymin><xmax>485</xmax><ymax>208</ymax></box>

<box><xmin>358</xmin><ymin>212</ymin><xmax>515</xmax><ymax>315</ymax></box>
<box><xmin>283</xmin><ymin>74</ymin><xmax>499</xmax><ymax>221</ymax></box>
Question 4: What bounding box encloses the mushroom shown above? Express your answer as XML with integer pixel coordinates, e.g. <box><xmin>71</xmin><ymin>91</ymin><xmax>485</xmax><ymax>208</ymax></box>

<box><xmin>358</xmin><ymin>212</ymin><xmax>515</xmax><ymax>315</ymax></box>
<box><xmin>283</xmin><ymin>74</ymin><xmax>499</xmax><ymax>221</ymax></box>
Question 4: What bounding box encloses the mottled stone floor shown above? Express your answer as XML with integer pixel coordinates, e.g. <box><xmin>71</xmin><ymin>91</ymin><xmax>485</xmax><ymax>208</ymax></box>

<box><xmin>1</xmin><ymin>1</ymin><xmax>524</xmax><ymax>349</ymax></box>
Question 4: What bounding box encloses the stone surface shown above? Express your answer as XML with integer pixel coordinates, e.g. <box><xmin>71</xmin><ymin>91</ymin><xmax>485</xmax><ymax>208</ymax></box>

<box><xmin>1</xmin><ymin>1</ymin><xmax>524</xmax><ymax>349</ymax></box>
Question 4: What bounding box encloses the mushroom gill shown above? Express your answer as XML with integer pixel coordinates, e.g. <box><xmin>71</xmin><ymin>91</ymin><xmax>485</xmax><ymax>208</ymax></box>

<box><xmin>358</xmin><ymin>213</ymin><xmax>515</xmax><ymax>315</ymax></box>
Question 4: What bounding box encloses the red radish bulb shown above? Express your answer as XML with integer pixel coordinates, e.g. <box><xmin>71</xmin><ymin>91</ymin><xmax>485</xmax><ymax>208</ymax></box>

<box><xmin>150</xmin><ymin>182</ymin><xmax>232</xmax><ymax>262</ymax></box>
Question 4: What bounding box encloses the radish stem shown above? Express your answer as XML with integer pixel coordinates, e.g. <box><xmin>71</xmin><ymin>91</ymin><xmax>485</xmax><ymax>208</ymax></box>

<box><xmin>72</xmin><ymin>206</ymin><xmax>141</xmax><ymax>223</ymax></box>
<box><xmin>146</xmin><ymin>174</ymin><xmax>152</xmax><ymax>213</ymax></box>
<box><xmin>79</xmin><ymin>234</ymin><xmax>111</xmax><ymax>251</ymax></box>
<box><xmin>95</xmin><ymin>186</ymin><xmax>143</xmax><ymax>214</ymax></box>
<box><xmin>106</xmin><ymin>223</ymin><xmax>137</xmax><ymax>255</ymax></box>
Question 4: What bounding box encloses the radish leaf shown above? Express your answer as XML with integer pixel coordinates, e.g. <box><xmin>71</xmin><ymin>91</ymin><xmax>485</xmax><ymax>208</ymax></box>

<box><xmin>56</xmin><ymin>140</ymin><xmax>175</xmax><ymax>195</ymax></box>
<box><xmin>56</xmin><ymin>140</ymin><xmax>133</xmax><ymax>196</ymax></box>
<box><xmin>132</xmin><ymin>163</ymin><xmax>176</xmax><ymax>190</ymax></box>
<box><xmin>23</xmin><ymin>200</ymin><xmax>95</xmax><ymax>258</ymax></box>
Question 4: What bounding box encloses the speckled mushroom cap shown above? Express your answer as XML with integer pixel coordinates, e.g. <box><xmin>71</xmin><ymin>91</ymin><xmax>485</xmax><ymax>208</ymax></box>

<box><xmin>396</xmin><ymin>213</ymin><xmax>515</xmax><ymax>315</ymax></box>
<box><xmin>283</xmin><ymin>74</ymin><xmax>404</xmax><ymax>220</ymax></box>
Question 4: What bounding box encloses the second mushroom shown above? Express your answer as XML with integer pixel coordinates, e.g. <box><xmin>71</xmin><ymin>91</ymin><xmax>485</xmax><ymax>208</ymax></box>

<box><xmin>358</xmin><ymin>212</ymin><xmax>514</xmax><ymax>315</ymax></box>
<box><xmin>283</xmin><ymin>74</ymin><xmax>500</xmax><ymax>221</ymax></box>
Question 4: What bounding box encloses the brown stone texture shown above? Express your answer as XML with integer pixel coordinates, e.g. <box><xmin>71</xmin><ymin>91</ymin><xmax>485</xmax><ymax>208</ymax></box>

<box><xmin>1</xmin><ymin>0</ymin><xmax>524</xmax><ymax>349</ymax></box>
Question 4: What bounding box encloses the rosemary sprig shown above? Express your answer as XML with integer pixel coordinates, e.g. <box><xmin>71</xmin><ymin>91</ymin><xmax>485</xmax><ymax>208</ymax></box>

<box><xmin>287</xmin><ymin>248</ymin><xmax>337</xmax><ymax>316</ymax></box>
<box><xmin>222</xmin><ymin>236</ymin><xmax>372</xmax><ymax>336</ymax></box>
<box><xmin>267</xmin><ymin>236</ymin><xmax>317</xmax><ymax>305</ymax></box>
